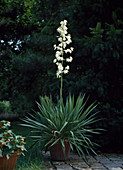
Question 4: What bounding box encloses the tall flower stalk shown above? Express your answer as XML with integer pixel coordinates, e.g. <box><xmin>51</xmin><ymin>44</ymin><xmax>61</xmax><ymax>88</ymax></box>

<box><xmin>53</xmin><ymin>20</ymin><xmax>74</xmax><ymax>101</ymax></box>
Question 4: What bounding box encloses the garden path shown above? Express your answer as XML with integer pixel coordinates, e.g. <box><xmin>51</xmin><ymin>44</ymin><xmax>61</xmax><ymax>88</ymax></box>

<box><xmin>43</xmin><ymin>152</ymin><xmax>123</xmax><ymax>170</ymax></box>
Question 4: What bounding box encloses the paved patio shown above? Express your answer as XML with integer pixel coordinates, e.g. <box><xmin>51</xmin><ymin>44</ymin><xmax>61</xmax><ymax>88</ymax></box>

<box><xmin>44</xmin><ymin>152</ymin><xmax>123</xmax><ymax>170</ymax></box>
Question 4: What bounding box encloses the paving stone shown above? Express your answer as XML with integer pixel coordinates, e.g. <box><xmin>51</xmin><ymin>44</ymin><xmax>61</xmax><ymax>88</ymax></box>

<box><xmin>108</xmin><ymin>168</ymin><xmax>122</xmax><ymax>170</ymax></box>
<box><xmin>68</xmin><ymin>154</ymin><xmax>82</xmax><ymax>161</ymax></box>
<box><xmin>72</xmin><ymin>168</ymin><xmax>92</xmax><ymax>170</ymax></box>
<box><xmin>87</xmin><ymin>156</ymin><xmax>97</xmax><ymax>163</ymax></box>
<box><xmin>113</xmin><ymin>161</ymin><xmax>123</xmax><ymax>165</ymax></box>
<box><xmin>95</xmin><ymin>154</ymin><xmax>106</xmax><ymax>158</ymax></box>
<box><xmin>53</xmin><ymin>162</ymin><xmax>65</xmax><ymax>165</ymax></box>
<box><xmin>88</xmin><ymin>159</ymin><xmax>100</xmax><ymax>164</ymax></box>
<box><xmin>70</xmin><ymin>162</ymin><xmax>89</xmax><ymax>166</ymax></box>
<box><xmin>90</xmin><ymin>163</ymin><xmax>106</xmax><ymax>168</ymax></box>
<box><xmin>96</xmin><ymin>158</ymin><xmax>111</xmax><ymax>164</ymax></box>
<box><xmin>103</xmin><ymin>163</ymin><xmax>121</xmax><ymax>168</ymax></box>
<box><xmin>72</xmin><ymin>166</ymin><xmax>87</xmax><ymax>169</ymax></box>
<box><xmin>113</xmin><ymin>160</ymin><xmax>123</xmax><ymax>163</ymax></box>
<box><xmin>66</xmin><ymin>160</ymin><xmax>85</xmax><ymax>164</ymax></box>
<box><xmin>110</xmin><ymin>158</ymin><xmax>122</xmax><ymax>161</ymax></box>
<box><xmin>76</xmin><ymin>169</ymin><xmax>92</xmax><ymax>170</ymax></box>
<box><xmin>105</xmin><ymin>153</ymin><xmax>123</xmax><ymax>160</ymax></box>
<box><xmin>55</xmin><ymin>164</ymin><xmax>73</xmax><ymax>170</ymax></box>
<box><xmin>71</xmin><ymin>163</ymin><xmax>90</xmax><ymax>168</ymax></box>
<box><xmin>93</xmin><ymin>168</ymin><xmax>107</xmax><ymax>170</ymax></box>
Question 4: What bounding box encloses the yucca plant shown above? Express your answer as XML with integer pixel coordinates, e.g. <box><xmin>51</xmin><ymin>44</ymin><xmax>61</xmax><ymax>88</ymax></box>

<box><xmin>21</xmin><ymin>20</ymin><xmax>101</xmax><ymax>161</ymax></box>
<box><xmin>21</xmin><ymin>94</ymin><xmax>100</xmax><ymax>160</ymax></box>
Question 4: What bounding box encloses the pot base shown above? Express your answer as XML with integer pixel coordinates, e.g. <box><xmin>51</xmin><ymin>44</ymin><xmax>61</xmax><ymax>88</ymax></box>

<box><xmin>50</xmin><ymin>140</ymin><xmax>71</xmax><ymax>161</ymax></box>
<box><xmin>0</xmin><ymin>153</ymin><xmax>20</xmax><ymax>170</ymax></box>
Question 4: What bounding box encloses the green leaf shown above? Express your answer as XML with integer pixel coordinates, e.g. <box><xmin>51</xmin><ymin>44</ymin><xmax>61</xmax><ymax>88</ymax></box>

<box><xmin>0</xmin><ymin>149</ymin><xmax>2</xmax><ymax>157</ymax></box>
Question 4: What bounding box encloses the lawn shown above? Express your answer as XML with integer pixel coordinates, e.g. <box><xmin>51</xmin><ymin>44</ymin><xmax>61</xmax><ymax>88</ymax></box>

<box><xmin>11</xmin><ymin>121</ymin><xmax>46</xmax><ymax>170</ymax></box>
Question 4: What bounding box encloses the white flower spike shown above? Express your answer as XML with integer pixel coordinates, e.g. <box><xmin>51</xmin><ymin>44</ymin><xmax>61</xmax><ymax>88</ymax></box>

<box><xmin>53</xmin><ymin>20</ymin><xmax>73</xmax><ymax>78</ymax></box>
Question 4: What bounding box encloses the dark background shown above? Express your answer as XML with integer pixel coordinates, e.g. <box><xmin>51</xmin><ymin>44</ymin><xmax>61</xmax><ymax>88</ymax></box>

<box><xmin>0</xmin><ymin>0</ymin><xmax>123</xmax><ymax>153</ymax></box>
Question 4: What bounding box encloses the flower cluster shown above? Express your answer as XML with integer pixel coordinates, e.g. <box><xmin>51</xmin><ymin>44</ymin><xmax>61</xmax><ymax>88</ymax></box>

<box><xmin>53</xmin><ymin>20</ymin><xmax>74</xmax><ymax>78</ymax></box>
<box><xmin>0</xmin><ymin>120</ymin><xmax>26</xmax><ymax>159</ymax></box>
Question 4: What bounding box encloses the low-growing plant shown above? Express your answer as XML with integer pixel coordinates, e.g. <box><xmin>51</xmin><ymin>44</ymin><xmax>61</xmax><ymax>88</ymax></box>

<box><xmin>0</xmin><ymin>120</ymin><xmax>26</xmax><ymax>159</ymax></box>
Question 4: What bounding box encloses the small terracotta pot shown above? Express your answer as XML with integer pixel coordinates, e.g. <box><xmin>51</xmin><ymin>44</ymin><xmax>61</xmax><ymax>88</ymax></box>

<box><xmin>49</xmin><ymin>140</ymin><xmax>71</xmax><ymax>161</ymax></box>
<box><xmin>0</xmin><ymin>152</ymin><xmax>20</xmax><ymax>170</ymax></box>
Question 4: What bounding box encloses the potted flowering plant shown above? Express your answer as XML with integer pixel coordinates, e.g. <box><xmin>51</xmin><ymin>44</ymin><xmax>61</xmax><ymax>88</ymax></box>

<box><xmin>0</xmin><ymin>120</ymin><xmax>26</xmax><ymax>170</ymax></box>
<box><xmin>21</xmin><ymin>20</ymin><xmax>101</xmax><ymax>161</ymax></box>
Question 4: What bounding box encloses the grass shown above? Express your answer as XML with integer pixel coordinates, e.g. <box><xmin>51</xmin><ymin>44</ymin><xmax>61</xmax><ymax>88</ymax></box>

<box><xmin>11</xmin><ymin>121</ymin><xmax>46</xmax><ymax>170</ymax></box>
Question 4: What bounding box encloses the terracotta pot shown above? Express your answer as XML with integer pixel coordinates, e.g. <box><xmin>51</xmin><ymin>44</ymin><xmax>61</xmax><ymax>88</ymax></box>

<box><xmin>49</xmin><ymin>140</ymin><xmax>71</xmax><ymax>161</ymax></box>
<box><xmin>0</xmin><ymin>152</ymin><xmax>20</xmax><ymax>170</ymax></box>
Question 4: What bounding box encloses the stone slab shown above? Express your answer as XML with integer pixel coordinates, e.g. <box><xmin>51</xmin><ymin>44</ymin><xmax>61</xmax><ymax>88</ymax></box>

<box><xmin>103</xmin><ymin>163</ymin><xmax>122</xmax><ymax>168</ymax></box>
<box><xmin>70</xmin><ymin>162</ymin><xmax>89</xmax><ymax>167</ymax></box>
<box><xmin>93</xmin><ymin>168</ymin><xmax>107</xmax><ymax>170</ymax></box>
<box><xmin>108</xmin><ymin>168</ymin><xmax>122</xmax><ymax>170</ymax></box>
<box><xmin>109</xmin><ymin>158</ymin><xmax>122</xmax><ymax>161</ymax></box>
<box><xmin>90</xmin><ymin>163</ymin><xmax>106</xmax><ymax>168</ymax></box>
<box><xmin>55</xmin><ymin>164</ymin><xmax>73</xmax><ymax>170</ymax></box>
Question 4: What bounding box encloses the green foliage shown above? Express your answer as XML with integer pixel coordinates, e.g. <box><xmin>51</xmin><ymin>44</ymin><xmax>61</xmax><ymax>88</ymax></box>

<box><xmin>21</xmin><ymin>94</ymin><xmax>101</xmax><ymax>160</ymax></box>
<box><xmin>11</xmin><ymin>121</ymin><xmax>46</xmax><ymax>170</ymax></box>
<box><xmin>0</xmin><ymin>120</ymin><xmax>26</xmax><ymax>159</ymax></box>
<box><xmin>89</xmin><ymin>22</ymin><xmax>104</xmax><ymax>38</ymax></box>
<box><xmin>0</xmin><ymin>101</ymin><xmax>11</xmax><ymax>114</ymax></box>
<box><xmin>0</xmin><ymin>102</ymin><xmax>6</xmax><ymax>114</ymax></box>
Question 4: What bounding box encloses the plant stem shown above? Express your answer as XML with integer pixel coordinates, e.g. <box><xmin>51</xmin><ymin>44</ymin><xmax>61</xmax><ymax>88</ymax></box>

<box><xmin>60</xmin><ymin>73</ymin><xmax>63</xmax><ymax>102</ymax></box>
<box><xmin>60</xmin><ymin>53</ymin><xmax>63</xmax><ymax>106</ymax></box>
